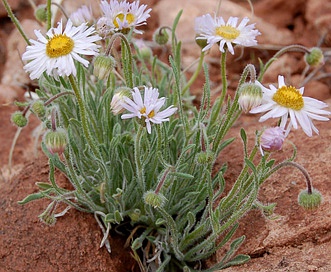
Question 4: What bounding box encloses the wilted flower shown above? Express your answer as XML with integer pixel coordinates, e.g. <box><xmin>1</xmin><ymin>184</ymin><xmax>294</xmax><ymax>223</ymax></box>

<box><xmin>69</xmin><ymin>5</ymin><xmax>94</xmax><ymax>26</ymax></box>
<box><xmin>250</xmin><ymin>75</ymin><xmax>331</xmax><ymax>137</ymax></box>
<box><xmin>98</xmin><ymin>0</ymin><xmax>151</xmax><ymax>35</ymax></box>
<box><xmin>22</xmin><ymin>20</ymin><xmax>101</xmax><ymax>80</ymax></box>
<box><xmin>259</xmin><ymin>127</ymin><xmax>286</xmax><ymax>155</ymax></box>
<box><xmin>121</xmin><ymin>86</ymin><xmax>177</xmax><ymax>134</ymax></box>
<box><xmin>195</xmin><ymin>14</ymin><xmax>260</xmax><ymax>54</ymax></box>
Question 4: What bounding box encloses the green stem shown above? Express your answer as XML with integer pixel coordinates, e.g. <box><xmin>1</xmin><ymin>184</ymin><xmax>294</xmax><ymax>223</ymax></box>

<box><xmin>1</xmin><ymin>0</ymin><xmax>30</xmax><ymax>45</ymax></box>
<box><xmin>266</xmin><ymin>160</ymin><xmax>313</xmax><ymax>194</ymax></box>
<box><xmin>220</xmin><ymin>51</ymin><xmax>228</xmax><ymax>107</ymax></box>
<box><xmin>220</xmin><ymin>146</ymin><xmax>258</xmax><ymax>209</ymax></box>
<box><xmin>44</xmin><ymin>91</ymin><xmax>75</xmax><ymax>106</ymax></box>
<box><xmin>181</xmin><ymin>52</ymin><xmax>205</xmax><ymax>95</ymax></box>
<box><xmin>258</xmin><ymin>44</ymin><xmax>311</xmax><ymax>81</ymax></box>
<box><xmin>46</xmin><ymin>0</ymin><xmax>52</xmax><ymax>30</ymax></box>
<box><xmin>68</xmin><ymin>75</ymin><xmax>100</xmax><ymax>158</ymax></box>
<box><xmin>106</xmin><ymin>33</ymin><xmax>134</xmax><ymax>88</ymax></box>
<box><xmin>209</xmin><ymin>51</ymin><xmax>228</xmax><ymax>129</ymax></box>
<box><xmin>134</xmin><ymin>126</ymin><xmax>145</xmax><ymax>190</ymax></box>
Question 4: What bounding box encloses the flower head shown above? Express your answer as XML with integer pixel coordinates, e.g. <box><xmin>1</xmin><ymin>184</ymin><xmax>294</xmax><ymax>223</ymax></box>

<box><xmin>195</xmin><ymin>14</ymin><xmax>260</xmax><ymax>54</ymax></box>
<box><xmin>250</xmin><ymin>75</ymin><xmax>331</xmax><ymax>137</ymax></box>
<box><xmin>121</xmin><ymin>86</ymin><xmax>177</xmax><ymax>134</ymax></box>
<box><xmin>98</xmin><ymin>0</ymin><xmax>151</xmax><ymax>35</ymax></box>
<box><xmin>69</xmin><ymin>5</ymin><xmax>94</xmax><ymax>26</ymax></box>
<box><xmin>22</xmin><ymin>20</ymin><xmax>101</xmax><ymax>80</ymax></box>
<box><xmin>259</xmin><ymin>127</ymin><xmax>286</xmax><ymax>155</ymax></box>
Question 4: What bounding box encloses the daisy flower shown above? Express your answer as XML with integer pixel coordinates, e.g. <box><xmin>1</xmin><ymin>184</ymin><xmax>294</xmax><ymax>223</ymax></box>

<box><xmin>22</xmin><ymin>20</ymin><xmax>101</xmax><ymax>80</ymax></box>
<box><xmin>250</xmin><ymin>75</ymin><xmax>331</xmax><ymax>137</ymax></box>
<box><xmin>121</xmin><ymin>86</ymin><xmax>177</xmax><ymax>134</ymax></box>
<box><xmin>195</xmin><ymin>14</ymin><xmax>260</xmax><ymax>54</ymax></box>
<box><xmin>98</xmin><ymin>0</ymin><xmax>151</xmax><ymax>35</ymax></box>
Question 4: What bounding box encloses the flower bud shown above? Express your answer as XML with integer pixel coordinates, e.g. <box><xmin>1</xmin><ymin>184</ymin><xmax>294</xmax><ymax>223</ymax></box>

<box><xmin>305</xmin><ymin>47</ymin><xmax>324</xmax><ymax>67</ymax></box>
<box><xmin>110</xmin><ymin>87</ymin><xmax>132</xmax><ymax>115</ymax></box>
<box><xmin>35</xmin><ymin>4</ymin><xmax>47</xmax><ymax>23</ymax></box>
<box><xmin>259</xmin><ymin>127</ymin><xmax>286</xmax><ymax>155</ymax></box>
<box><xmin>31</xmin><ymin>100</ymin><xmax>46</xmax><ymax>119</ymax></box>
<box><xmin>43</xmin><ymin>128</ymin><xmax>68</xmax><ymax>155</ymax></box>
<box><xmin>238</xmin><ymin>82</ymin><xmax>263</xmax><ymax>113</ymax></box>
<box><xmin>298</xmin><ymin>188</ymin><xmax>322</xmax><ymax>209</ymax></box>
<box><xmin>11</xmin><ymin>111</ymin><xmax>28</xmax><ymax>127</ymax></box>
<box><xmin>196</xmin><ymin>151</ymin><xmax>214</xmax><ymax>165</ymax></box>
<box><xmin>143</xmin><ymin>190</ymin><xmax>166</xmax><ymax>208</ymax></box>
<box><xmin>128</xmin><ymin>209</ymin><xmax>141</xmax><ymax>222</ymax></box>
<box><xmin>153</xmin><ymin>28</ymin><xmax>169</xmax><ymax>45</ymax></box>
<box><xmin>93</xmin><ymin>54</ymin><xmax>116</xmax><ymax>80</ymax></box>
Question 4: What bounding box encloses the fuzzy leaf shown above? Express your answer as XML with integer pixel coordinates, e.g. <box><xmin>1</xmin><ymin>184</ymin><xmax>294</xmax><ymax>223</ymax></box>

<box><xmin>18</xmin><ymin>190</ymin><xmax>51</xmax><ymax>205</ymax></box>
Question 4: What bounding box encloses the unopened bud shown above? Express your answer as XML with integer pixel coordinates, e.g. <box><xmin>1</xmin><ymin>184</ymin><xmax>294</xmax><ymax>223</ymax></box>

<box><xmin>35</xmin><ymin>4</ymin><xmax>47</xmax><ymax>23</ymax></box>
<box><xmin>110</xmin><ymin>87</ymin><xmax>132</xmax><ymax>115</ymax></box>
<box><xmin>31</xmin><ymin>100</ymin><xmax>46</xmax><ymax>119</ymax></box>
<box><xmin>143</xmin><ymin>190</ymin><xmax>166</xmax><ymax>208</ymax></box>
<box><xmin>11</xmin><ymin>111</ymin><xmax>28</xmax><ymax>127</ymax></box>
<box><xmin>128</xmin><ymin>209</ymin><xmax>141</xmax><ymax>222</ymax></box>
<box><xmin>93</xmin><ymin>54</ymin><xmax>116</xmax><ymax>80</ymax></box>
<box><xmin>298</xmin><ymin>188</ymin><xmax>322</xmax><ymax>210</ymax></box>
<box><xmin>259</xmin><ymin>127</ymin><xmax>286</xmax><ymax>155</ymax></box>
<box><xmin>43</xmin><ymin>128</ymin><xmax>68</xmax><ymax>155</ymax></box>
<box><xmin>305</xmin><ymin>47</ymin><xmax>324</xmax><ymax>67</ymax></box>
<box><xmin>153</xmin><ymin>28</ymin><xmax>169</xmax><ymax>45</ymax></box>
<box><xmin>238</xmin><ymin>82</ymin><xmax>263</xmax><ymax>113</ymax></box>
<box><xmin>196</xmin><ymin>151</ymin><xmax>214</xmax><ymax>165</ymax></box>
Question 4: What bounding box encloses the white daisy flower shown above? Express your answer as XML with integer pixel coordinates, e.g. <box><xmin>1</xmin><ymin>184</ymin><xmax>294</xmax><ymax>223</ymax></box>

<box><xmin>121</xmin><ymin>86</ymin><xmax>177</xmax><ymax>134</ymax></box>
<box><xmin>69</xmin><ymin>5</ymin><xmax>94</xmax><ymax>26</ymax></box>
<box><xmin>195</xmin><ymin>14</ymin><xmax>260</xmax><ymax>54</ymax></box>
<box><xmin>22</xmin><ymin>19</ymin><xmax>101</xmax><ymax>80</ymax></box>
<box><xmin>250</xmin><ymin>75</ymin><xmax>331</xmax><ymax>137</ymax></box>
<box><xmin>98</xmin><ymin>0</ymin><xmax>151</xmax><ymax>35</ymax></box>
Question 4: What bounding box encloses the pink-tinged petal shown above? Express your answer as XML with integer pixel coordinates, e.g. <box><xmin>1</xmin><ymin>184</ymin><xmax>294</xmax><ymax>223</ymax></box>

<box><xmin>295</xmin><ymin>111</ymin><xmax>312</xmax><ymax>136</ymax></box>
<box><xmin>289</xmin><ymin>110</ymin><xmax>298</xmax><ymax>129</ymax></box>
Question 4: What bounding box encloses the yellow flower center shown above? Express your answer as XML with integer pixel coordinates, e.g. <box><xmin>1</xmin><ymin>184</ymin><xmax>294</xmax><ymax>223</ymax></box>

<box><xmin>215</xmin><ymin>25</ymin><xmax>240</xmax><ymax>40</ymax></box>
<box><xmin>140</xmin><ymin>107</ymin><xmax>155</xmax><ymax>118</ymax></box>
<box><xmin>140</xmin><ymin>106</ymin><xmax>146</xmax><ymax>114</ymax></box>
<box><xmin>113</xmin><ymin>13</ymin><xmax>135</xmax><ymax>28</ymax></box>
<box><xmin>46</xmin><ymin>34</ymin><xmax>74</xmax><ymax>58</ymax></box>
<box><xmin>148</xmin><ymin>110</ymin><xmax>155</xmax><ymax>118</ymax></box>
<box><xmin>272</xmin><ymin>86</ymin><xmax>304</xmax><ymax>110</ymax></box>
